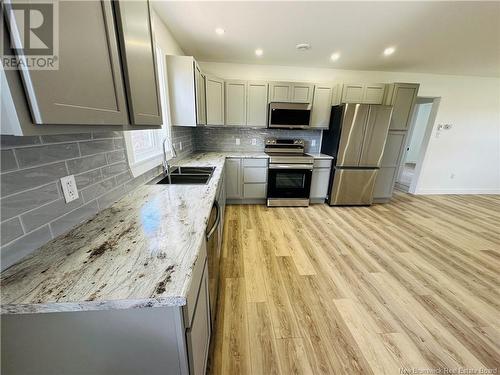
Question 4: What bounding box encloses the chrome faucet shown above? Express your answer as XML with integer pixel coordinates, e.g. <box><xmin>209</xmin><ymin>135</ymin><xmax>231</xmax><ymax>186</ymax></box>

<box><xmin>163</xmin><ymin>137</ymin><xmax>177</xmax><ymax>183</ymax></box>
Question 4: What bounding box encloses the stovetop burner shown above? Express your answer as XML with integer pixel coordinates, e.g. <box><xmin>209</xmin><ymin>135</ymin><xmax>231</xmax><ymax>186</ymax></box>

<box><xmin>265</xmin><ymin>138</ymin><xmax>313</xmax><ymax>164</ymax></box>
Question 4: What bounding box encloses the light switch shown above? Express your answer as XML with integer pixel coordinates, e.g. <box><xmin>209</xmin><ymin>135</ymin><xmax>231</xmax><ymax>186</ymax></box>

<box><xmin>235</xmin><ymin>138</ymin><xmax>240</xmax><ymax>145</ymax></box>
<box><xmin>179</xmin><ymin>141</ymin><xmax>183</xmax><ymax>150</ymax></box>
<box><xmin>60</xmin><ymin>175</ymin><xmax>79</xmax><ymax>203</ymax></box>
<box><xmin>311</xmin><ymin>139</ymin><xmax>316</xmax><ymax>147</ymax></box>
<box><xmin>251</xmin><ymin>138</ymin><xmax>257</xmax><ymax>145</ymax></box>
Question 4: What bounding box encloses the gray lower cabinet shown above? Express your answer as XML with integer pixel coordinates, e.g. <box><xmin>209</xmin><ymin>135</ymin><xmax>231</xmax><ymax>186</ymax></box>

<box><xmin>114</xmin><ymin>0</ymin><xmax>162</xmax><ymax>126</ymax></box>
<box><xmin>225</xmin><ymin>158</ymin><xmax>242</xmax><ymax>199</ymax></box>
<box><xmin>225</xmin><ymin>158</ymin><xmax>268</xmax><ymax>203</ymax></box>
<box><xmin>186</xmin><ymin>262</ymin><xmax>211</xmax><ymax>375</ymax></box>
<box><xmin>2</xmin><ymin>241</ymin><xmax>211</xmax><ymax>375</ymax></box>
<box><xmin>310</xmin><ymin>159</ymin><xmax>332</xmax><ymax>202</ymax></box>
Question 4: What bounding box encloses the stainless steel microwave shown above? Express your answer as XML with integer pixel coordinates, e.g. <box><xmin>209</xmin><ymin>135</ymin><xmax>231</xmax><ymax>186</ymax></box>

<box><xmin>268</xmin><ymin>102</ymin><xmax>312</xmax><ymax>129</ymax></box>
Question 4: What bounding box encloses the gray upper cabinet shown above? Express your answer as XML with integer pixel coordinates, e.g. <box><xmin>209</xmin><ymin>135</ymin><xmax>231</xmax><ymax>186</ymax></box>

<box><xmin>341</xmin><ymin>84</ymin><xmax>364</xmax><ymax>103</ymax></box>
<box><xmin>224</xmin><ymin>80</ymin><xmax>267</xmax><ymax>128</ymax></box>
<box><xmin>363</xmin><ymin>84</ymin><xmax>386</xmax><ymax>104</ymax></box>
<box><xmin>205</xmin><ymin>76</ymin><xmax>224</xmax><ymax>126</ymax></box>
<box><xmin>342</xmin><ymin>83</ymin><xmax>386</xmax><ymax>104</ymax></box>
<box><xmin>166</xmin><ymin>55</ymin><xmax>206</xmax><ymax>127</ymax></box>
<box><xmin>268</xmin><ymin>82</ymin><xmax>292</xmax><ymax>102</ymax></box>
<box><xmin>268</xmin><ymin>81</ymin><xmax>314</xmax><ymax>103</ymax></box>
<box><xmin>225</xmin><ymin>80</ymin><xmax>247</xmax><ymax>126</ymax></box>
<box><xmin>195</xmin><ymin>63</ymin><xmax>207</xmax><ymax>126</ymax></box>
<box><xmin>246</xmin><ymin>81</ymin><xmax>268</xmax><ymax>127</ymax></box>
<box><xmin>384</xmin><ymin>83</ymin><xmax>420</xmax><ymax>130</ymax></box>
<box><xmin>3</xmin><ymin>0</ymin><xmax>128</xmax><ymax>126</ymax></box>
<box><xmin>114</xmin><ymin>0</ymin><xmax>162</xmax><ymax>126</ymax></box>
<box><xmin>310</xmin><ymin>84</ymin><xmax>334</xmax><ymax>129</ymax></box>
<box><xmin>292</xmin><ymin>83</ymin><xmax>314</xmax><ymax>103</ymax></box>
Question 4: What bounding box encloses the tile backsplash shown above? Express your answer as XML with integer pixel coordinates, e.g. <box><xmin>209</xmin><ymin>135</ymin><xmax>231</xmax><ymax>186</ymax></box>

<box><xmin>171</xmin><ymin>126</ymin><xmax>195</xmax><ymax>161</ymax></box>
<box><xmin>1</xmin><ymin>131</ymin><xmax>164</xmax><ymax>270</ymax></box>
<box><xmin>193</xmin><ymin>127</ymin><xmax>322</xmax><ymax>153</ymax></box>
<box><xmin>0</xmin><ymin>125</ymin><xmax>320</xmax><ymax>270</ymax></box>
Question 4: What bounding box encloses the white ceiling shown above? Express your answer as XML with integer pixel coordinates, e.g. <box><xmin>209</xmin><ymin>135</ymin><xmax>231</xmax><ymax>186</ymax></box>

<box><xmin>153</xmin><ymin>1</ymin><xmax>500</xmax><ymax>77</ymax></box>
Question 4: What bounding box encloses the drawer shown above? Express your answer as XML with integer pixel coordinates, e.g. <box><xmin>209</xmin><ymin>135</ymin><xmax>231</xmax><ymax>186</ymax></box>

<box><xmin>242</xmin><ymin>158</ymin><xmax>267</xmax><ymax>167</ymax></box>
<box><xmin>313</xmin><ymin>159</ymin><xmax>332</xmax><ymax>168</ymax></box>
<box><xmin>243</xmin><ymin>167</ymin><xmax>267</xmax><ymax>183</ymax></box>
<box><xmin>243</xmin><ymin>183</ymin><xmax>267</xmax><ymax>199</ymax></box>
<box><xmin>183</xmin><ymin>240</ymin><xmax>207</xmax><ymax>328</ymax></box>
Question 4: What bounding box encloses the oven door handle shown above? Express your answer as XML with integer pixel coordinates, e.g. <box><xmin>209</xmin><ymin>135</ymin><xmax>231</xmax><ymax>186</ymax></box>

<box><xmin>269</xmin><ymin>164</ymin><xmax>313</xmax><ymax>170</ymax></box>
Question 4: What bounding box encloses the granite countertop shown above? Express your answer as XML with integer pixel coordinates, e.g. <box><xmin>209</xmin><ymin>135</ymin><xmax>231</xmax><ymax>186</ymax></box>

<box><xmin>307</xmin><ymin>153</ymin><xmax>334</xmax><ymax>160</ymax></box>
<box><xmin>1</xmin><ymin>152</ymin><xmax>262</xmax><ymax>315</ymax></box>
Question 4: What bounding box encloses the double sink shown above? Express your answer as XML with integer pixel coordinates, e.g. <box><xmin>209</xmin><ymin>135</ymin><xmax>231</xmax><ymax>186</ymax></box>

<box><xmin>154</xmin><ymin>166</ymin><xmax>215</xmax><ymax>185</ymax></box>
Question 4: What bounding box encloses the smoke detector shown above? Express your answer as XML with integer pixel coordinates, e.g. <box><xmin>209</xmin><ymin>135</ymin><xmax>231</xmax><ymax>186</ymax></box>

<box><xmin>296</xmin><ymin>43</ymin><xmax>311</xmax><ymax>51</ymax></box>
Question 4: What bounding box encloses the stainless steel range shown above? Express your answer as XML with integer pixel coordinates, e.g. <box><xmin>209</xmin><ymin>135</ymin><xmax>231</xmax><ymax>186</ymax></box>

<box><xmin>265</xmin><ymin>138</ymin><xmax>314</xmax><ymax>207</ymax></box>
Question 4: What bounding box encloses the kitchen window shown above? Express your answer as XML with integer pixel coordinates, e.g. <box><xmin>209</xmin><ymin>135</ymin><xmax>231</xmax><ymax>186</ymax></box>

<box><xmin>124</xmin><ymin>45</ymin><xmax>171</xmax><ymax>177</ymax></box>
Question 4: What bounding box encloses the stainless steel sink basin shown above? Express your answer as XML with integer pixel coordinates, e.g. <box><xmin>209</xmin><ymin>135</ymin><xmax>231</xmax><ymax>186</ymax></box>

<box><xmin>170</xmin><ymin>166</ymin><xmax>215</xmax><ymax>175</ymax></box>
<box><xmin>156</xmin><ymin>174</ymin><xmax>212</xmax><ymax>184</ymax></box>
<box><xmin>151</xmin><ymin>166</ymin><xmax>215</xmax><ymax>185</ymax></box>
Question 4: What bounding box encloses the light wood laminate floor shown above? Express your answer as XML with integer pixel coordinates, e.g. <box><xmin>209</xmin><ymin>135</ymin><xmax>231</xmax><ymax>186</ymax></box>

<box><xmin>208</xmin><ymin>192</ymin><xmax>500</xmax><ymax>375</ymax></box>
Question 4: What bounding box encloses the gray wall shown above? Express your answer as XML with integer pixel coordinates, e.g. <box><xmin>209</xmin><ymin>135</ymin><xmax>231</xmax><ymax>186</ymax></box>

<box><xmin>0</xmin><ymin>128</ymin><xmax>194</xmax><ymax>270</ymax></box>
<box><xmin>193</xmin><ymin>127</ymin><xmax>322</xmax><ymax>153</ymax></box>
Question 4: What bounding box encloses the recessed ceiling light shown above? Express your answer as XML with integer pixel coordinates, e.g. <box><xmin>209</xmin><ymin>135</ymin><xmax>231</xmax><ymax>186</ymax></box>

<box><xmin>215</xmin><ymin>27</ymin><xmax>225</xmax><ymax>36</ymax></box>
<box><xmin>330</xmin><ymin>52</ymin><xmax>340</xmax><ymax>61</ymax></box>
<box><xmin>383</xmin><ymin>46</ymin><xmax>396</xmax><ymax>56</ymax></box>
<box><xmin>296</xmin><ymin>43</ymin><xmax>311</xmax><ymax>51</ymax></box>
<box><xmin>255</xmin><ymin>48</ymin><xmax>263</xmax><ymax>57</ymax></box>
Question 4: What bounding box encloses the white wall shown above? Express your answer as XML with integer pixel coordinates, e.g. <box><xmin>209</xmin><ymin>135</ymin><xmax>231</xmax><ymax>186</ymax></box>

<box><xmin>200</xmin><ymin>61</ymin><xmax>500</xmax><ymax>194</ymax></box>
<box><xmin>406</xmin><ymin>103</ymin><xmax>432</xmax><ymax>164</ymax></box>
<box><xmin>152</xmin><ymin>9</ymin><xmax>184</xmax><ymax>56</ymax></box>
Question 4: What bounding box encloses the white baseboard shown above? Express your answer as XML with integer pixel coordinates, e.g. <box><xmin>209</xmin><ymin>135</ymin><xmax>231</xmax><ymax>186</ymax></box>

<box><xmin>415</xmin><ymin>188</ymin><xmax>500</xmax><ymax>195</ymax></box>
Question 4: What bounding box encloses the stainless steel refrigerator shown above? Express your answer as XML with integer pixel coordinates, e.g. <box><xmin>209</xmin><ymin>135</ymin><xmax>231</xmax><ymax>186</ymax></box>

<box><xmin>321</xmin><ymin>103</ymin><xmax>393</xmax><ymax>205</ymax></box>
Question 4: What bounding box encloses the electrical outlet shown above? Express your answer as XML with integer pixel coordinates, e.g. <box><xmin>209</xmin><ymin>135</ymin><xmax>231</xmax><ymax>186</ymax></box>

<box><xmin>235</xmin><ymin>138</ymin><xmax>240</xmax><ymax>145</ymax></box>
<box><xmin>311</xmin><ymin>139</ymin><xmax>316</xmax><ymax>147</ymax></box>
<box><xmin>179</xmin><ymin>141</ymin><xmax>183</xmax><ymax>150</ymax></box>
<box><xmin>251</xmin><ymin>138</ymin><xmax>257</xmax><ymax>146</ymax></box>
<box><xmin>60</xmin><ymin>175</ymin><xmax>79</xmax><ymax>203</ymax></box>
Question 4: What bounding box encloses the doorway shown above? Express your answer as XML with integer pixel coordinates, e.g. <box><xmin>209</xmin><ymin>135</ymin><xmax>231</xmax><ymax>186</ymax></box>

<box><xmin>395</xmin><ymin>97</ymin><xmax>440</xmax><ymax>193</ymax></box>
